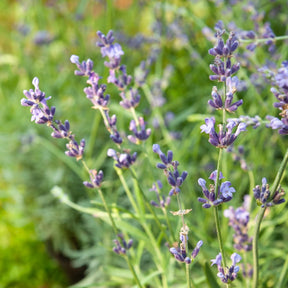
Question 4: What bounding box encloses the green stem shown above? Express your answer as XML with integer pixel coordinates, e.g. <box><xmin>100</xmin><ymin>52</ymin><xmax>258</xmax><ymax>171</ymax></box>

<box><xmin>98</xmin><ymin>188</ymin><xmax>118</xmax><ymax>235</ymax></box>
<box><xmin>214</xmin><ymin>148</ymin><xmax>227</xmax><ymax>268</ymax></box>
<box><xmin>213</xmin><ymin>206</ymin><xmax>227</xmax><ymax>268</ymax></box>
<box><xmin>186</xmin><ymin>263</ymin><xmax>191</xmax><ymax>288</ymax></box>
<box><xmin>240</xmin><ymin>35</ymin><xmax>288</xmax><ymax>44</ymax></box>
<box><xmin>115</xmin><ymin>167</ymin><xmax>139</xmax><ymax>213</ymax></box>
<box><xmin>81</xmin><ymin>160</ymin><xmax>118</xmax><ymax>234</ymax></box>
<box><xmin>129</xmin><ymin>167</ymin><xmax>170</xmax><ymax>242</ymax></box>
<box><xmin>252</xmin><ymin>148</ymin><xmax>288</xmax><ymax>288</ymax></box>
<box><xmin>276</xmin><ymin>252</ymin><xmax>288</xmax><ymax>288</ymax></box>
<box><xmin>124</xmin><ymin>254</ymin><xmax>143</xmax><ymax>288</ymax></box>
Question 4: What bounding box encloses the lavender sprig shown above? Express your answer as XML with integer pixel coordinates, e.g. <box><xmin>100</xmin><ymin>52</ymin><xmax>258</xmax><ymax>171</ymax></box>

<box><xmin>200</xmin><ymin>117</ymin><xmax>246</xmax><ymax>148</ymax></box>
<box><xmin>266</xmin><ymin>61</ymin><xmax>288</xmax><ymax>135</ymax></box>
<box><xmin>70</xmin><ymin>55</ymin><xmax>123</xmax><ymax>145</ymax></box>
<box><xmin>211</xmin><ymin>252</ymin><xmax>242</xmax><ymax>284</ymax></box>
<box><xmin>107</xmin><ymin>148</ymin><xmax>137</xmax><ymax>169</ymax></box>
<box><xmin>209</xmin><ymin>30</ymin><xmax>240</xmax><ymax>82</ymax></box>
<box><xmin>21</xmin><ymin>77</ymin><xmax>86</xmax><ymax>161</ymax></box>
<box><xmin>224</xmin><ymin>205</ymin><xmax>252</xmax><ymax>252</ymax></box>
<box><xmin>113</xmin><ymin>233</ymin><xmax>133</xmax><ymax>255</ymax></box>
<box><xmin>208</xmin><ymin>77</ymin><xmax>243</xmax><ymax>112</ymax></box>
<box><xmin>152</xmin><ymin>144</ymin><xmax>188</xmax><ymax>196</ymax></box>
<box><xmin>150</xmin><ymin>180</ymin><xmax>171</xmax><ymax>209</ymax></box>
<box><xmin>198</xmin><ymin>170</ymin><xmax>236</xmax><ymax>208</ymax></box>
<box><xmin>253</xmin><ymin>178</ymin><xmax>285</xmax><ymax>207</ymax></box>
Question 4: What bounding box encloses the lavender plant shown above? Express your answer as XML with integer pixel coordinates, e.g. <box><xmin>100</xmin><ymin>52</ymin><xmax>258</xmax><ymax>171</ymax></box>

<box><xmin>19</xmin><ymin>7</ymin><xmax>288</xmax><ymax>288</ymax></box>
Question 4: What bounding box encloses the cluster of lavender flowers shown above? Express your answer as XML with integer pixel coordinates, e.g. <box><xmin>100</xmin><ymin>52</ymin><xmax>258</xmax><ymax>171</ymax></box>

<box><xmin>70</xmin><ymin>30</ymin><xmax>154</xmax><ymax>170</ymax></box>
<box><xmin>253</xmin><ymin>178</ymin><xmax>285</xmax><ymax>207</ymax></box>
<box><xmin>266</xmin><ymin>61</ymin><xmax>288</xmax><ymax>135</ymax></box>
<box><xmin>152</xmin><ymin>144</ymin><xmax>188</xmax><ymax>196</ymax></box>
<box><xmin>197</xmin><ymin>170</ymin><xmax>236</xmax><ymax>208</ymax></box>
<box><xmin>152</xmin><ymin>144</ymin><xmax>203</xmax><ymax>265</ymax></box>
<box><xmin>169</xmin><ymin>225</ymin><xmax>203</xmax><ymax>264</ymax></box>
<box><xmin>113</xmin><ymin>234</ymin><xmax>133</xmax><ymax>255</ymax></box>
<box><xmin>96</xmin><ymin>30</ymin><xmax>151</xmax><ymax>144</ymax></box>
<box><xmin>21</xmin><ymin>17</ymin><xmax>288</xmax><ymax>286</ymax></box>
<box><xmin>21</xmin><ymin>78</ymin><xmax>86</xmax><ymax>162</ymax></box>
<box><xmin>201</xmin><ymin>29</ymin><xmax>247</xmax><ymax>149</ymax></box>
<box><xmin>211</xmin><ymin>252</ymin><xmax>242</xmax><ymax>284</ymax></box>
<box><xmin>21</xmin><ymin>78</ymin><xmax>105</xmax><ymax>189</ymax></box>
<box><xmin>224</xmin><ymin>202</ymin><xmax>252</xmax><ymax>251</ymax></box>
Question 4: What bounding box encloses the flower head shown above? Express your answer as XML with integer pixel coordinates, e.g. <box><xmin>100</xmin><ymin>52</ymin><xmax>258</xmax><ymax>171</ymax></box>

<box><xmin>201</xmin><ymin>117</ymin><xmax>246</xmax><ymax>148</ymax></box>
<box><xmin>113</xmin><ymin>234</ymin><xmax>133</xmax><ymax>255</ymax></box>
<box><xmin>224</xmin><ymin>204</ymin><xmax>252</xmax><ymax>251</ymax></box>
<box><xmin>150</xmin><ymin>180</ymin><xmax>171</xmax><ymax>209</ymax></box>
<box><xmin>209</xmin><ymin>31</ymin><xmax>240</xmax><ymax>82</ymax></box>
<box><xmin>253</xmin><ymin>178</ymin><xmax>285</xmax><ymax>207</ymax></box>
<box><xmin>83</xmin><ymin>169</ymin><xmax>104</xmax><ymax>189</ymax></box>
<box><xmin>21</xmin><ymin>77</ymin><xmax>55</xmax><ymax>125</ymax></box>
<box><xmin>107</xmin><ymin>148</ymin><xmax>137</xmax><ymax>169</ymax></box>
<box><xmin>153</xmin><ymin>144</ymin><xmax>188</xmax><ymax>196</ymax></box>
<box><xmin>198</xmin><ymin>170</ymin><xmax>236</xmax><ymax>208</ymax></box>
<box><xmin>211</xmin><ymin>252</ymin><xmax>241</xmax><ymax>284</ymax></box>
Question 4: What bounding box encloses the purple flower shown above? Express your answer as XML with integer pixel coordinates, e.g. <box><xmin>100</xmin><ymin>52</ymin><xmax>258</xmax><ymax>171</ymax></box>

<box><xmin>107</xmin><ymin>148</ymin><xmax>137</xmax><ymax>169</ymax></box>
<box><xmin>266</xmin><ymin>61</ymin><xmax>288</xmax><ymax>135</ymax></box>
<box><xmin>65</xmin><ymin>138</ymin><xmax>85</xmax><ymax>161</ymax></box>
<box><xmin>21</xmin><ymin>77</ymin><xmax>55</xmax><ymax>125</ymax></box>
<box><xmin>201</xmin><ymin>117</ymin><xmax>246</xmax><ymax>148</ymax></box>
<box><xmin>253</xmin><ymin>178</ymin><xmax>285</xmax><ymax>207</ymax></box>
<box><xmin>113</xmin><ymin>234</ymin><xmax>133</xmax><ymax>255</ymax></box>
<box><xmin>83</xmin><ymin>169</ymin><xmax>104</xmax><ymax>188</ymax></box>
<box><xmin>169</xmin><ymin>225</ymin><xmax>202</xmax><ymax>264</ymax></box>
<box><xmin>211</xmin><ymin>253</ymin><xmax>222</xmax><ymax>267</ymax></box>
<box><xmin>119</xmin><ymin>88</ymin><xmax>140</xmax><ymax>109</ymax></box>
<box><xmin>97</xmin><ymin>30</ymin><xmax>124</xmax><ymax>70</ymax></box>
<box><xmin>224</xmin><ymin>205</ymin><xmax>252</xmax><ymax>251</ymax></box>
<box><xmin>209</xmin><ymin>31</ymin><xmax>240</xmax><ymax>82</ymax></box>
<box><xmin>70</xmin><ymin>55</ymin><xmax>111</xmax><ymax>110</ymax></box>
<box><xmin>128</xmin><ymin>117</ymin><xmax>151</xmax><ymax>144</ymax></box>
<box><xmin>198</xmin><ymin>170</ymin><xmax>236</xmax><ymax>208</ymax></box>
<box><xmin>150</xmin><ymin>181</ymin><xmax>171</xmax><ymax>209</ymax></box>
<box><xmin>153</xmin><ymin>144</ymin><xmax>188</xmax><ymax>196</ymax></box>
<box><xmin>211</xmin><ymin>252</ymin><xmax>241</xmax><ymax>283</ymax></box>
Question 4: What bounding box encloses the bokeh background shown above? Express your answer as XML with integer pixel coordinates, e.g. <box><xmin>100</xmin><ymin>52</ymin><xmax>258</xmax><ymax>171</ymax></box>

<box><xmin>1</xmin><ymin>0</ymin><xmax>288</xmax><ymax>287</ymax></box>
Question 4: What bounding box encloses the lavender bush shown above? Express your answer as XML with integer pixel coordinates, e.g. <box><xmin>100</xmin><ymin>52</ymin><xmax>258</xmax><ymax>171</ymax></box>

<box><xmin>17</xmin><ymin>1</ymin><xmax>288</xmax><ymax>287</ymax></box>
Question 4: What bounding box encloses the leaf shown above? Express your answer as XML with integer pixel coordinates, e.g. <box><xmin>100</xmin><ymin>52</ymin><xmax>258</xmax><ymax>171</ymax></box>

<box><xmin>203</xmin><ymin>261</ymin><xmax>220</xmax><ymax>288</ymax></box>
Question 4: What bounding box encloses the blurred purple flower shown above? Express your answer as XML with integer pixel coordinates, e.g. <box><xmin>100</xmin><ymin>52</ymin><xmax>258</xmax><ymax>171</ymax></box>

<box><xmin>113</xmin><ymin>234</ymin><xmax>133</xmax><ymax>255</ymax></box>
<box><xmin>107</xmin><ymin>148</ymin><xmax>137</xmax><ymax>169</ymax></box>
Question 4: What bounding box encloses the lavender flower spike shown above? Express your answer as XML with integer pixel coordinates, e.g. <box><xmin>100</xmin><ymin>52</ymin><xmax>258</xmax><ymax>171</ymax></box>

<box><xmin>153</xmin><ymin>144</ymin><xmax>188</xmax><ymax>196</ymax></box>
<box><xmin>198</xmin><ymin>170</ymin><xmax>236</xmax><ymax>208</ymax></box>
<box><xmin>96</xmin><ymin>30</ymin><xmax>124</xmax><ymax>69</ymax></box>
<box><xmin>128</xmin><ymin>117</ymin><xmax>151</xmax><ymax>144</ymax></box>
<box><xmin>253</xmin><ymin>178</ymin><xmax>285</xmax><ymax>207</ymax></box>
<box><xmin>211</xmin><ymin>252</ymin><xmax>242</xmax><ymax>284</ymax></box>
<box><xmin>113</xmin><ymin>233</ymin><xmax>133</xmax><ymax>255</ymax></box>
<box><xmin>224</xmin><ymin>205</ymin><xmax>252</xmax><ymax>251</ymax></box>
<box><xmin>21</xmin><ymin>77</ymin><xmax>55</xmax><ymax>125</ymax></box>
<box><xmin>201</xmin><ymin>117</ymin><xmax>246</xmax><ymax>148</ymax></box>
<box><xmin>83</xmin><ymin>169</ymin><xmax>104</xmax><ymax>189</ymax></box>
<box><xmin>107</xmin><ymin>148</ymin><xmax>137</xmax><ymax>169</ymax></box>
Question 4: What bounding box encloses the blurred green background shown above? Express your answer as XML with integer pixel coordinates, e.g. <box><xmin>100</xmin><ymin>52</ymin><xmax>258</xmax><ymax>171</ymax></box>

<box><xmin>1</xmin><ymin>0</ymin><xmax>288</xmax><ymax>287</ymax></box>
